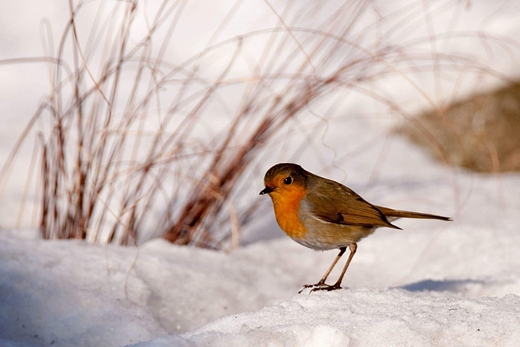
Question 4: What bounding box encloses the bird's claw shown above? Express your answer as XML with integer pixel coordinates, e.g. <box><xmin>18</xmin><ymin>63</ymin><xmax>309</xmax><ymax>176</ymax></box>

<box><xmin>298</xmin><ymin>282</ymin><xmax>342</xmax><ymax>294</ymax></box>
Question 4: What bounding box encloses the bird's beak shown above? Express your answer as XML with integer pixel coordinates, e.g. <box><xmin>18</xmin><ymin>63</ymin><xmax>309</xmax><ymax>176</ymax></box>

<box><xmin>259</xmin><ymin>186</ymin><xmax>273</xmax><ymax>195</ymax></box>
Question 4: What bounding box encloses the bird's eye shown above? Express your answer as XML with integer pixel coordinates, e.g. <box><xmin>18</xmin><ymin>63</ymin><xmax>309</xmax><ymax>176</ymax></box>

<box><xmin>284</xmin><ymin>176</ymin><xmax>292</xmax><ymax>185</ymax></box>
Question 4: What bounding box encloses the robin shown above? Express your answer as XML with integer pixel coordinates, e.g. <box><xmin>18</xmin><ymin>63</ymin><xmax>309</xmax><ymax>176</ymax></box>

<box><xmin>259</xmin><ymin>163</ymin><xmax>451</xmax><ymax>293</ymax></box>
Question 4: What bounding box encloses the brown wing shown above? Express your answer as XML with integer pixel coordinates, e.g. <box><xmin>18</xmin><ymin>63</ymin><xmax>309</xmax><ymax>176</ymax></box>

<box><xmin>307</xmin><ymin>178</ymin><xmax>401</xmax><ymax>229</ymax></box>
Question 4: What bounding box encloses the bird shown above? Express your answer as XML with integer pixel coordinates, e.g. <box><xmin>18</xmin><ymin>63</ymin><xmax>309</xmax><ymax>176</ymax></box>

<box><xmin>259</xmin><ymin>163</ymin><xmax>451</xmax><ymax>293</ymax></box>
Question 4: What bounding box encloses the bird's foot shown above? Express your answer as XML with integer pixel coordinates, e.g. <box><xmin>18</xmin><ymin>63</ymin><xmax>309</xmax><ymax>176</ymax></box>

<box><xmin>298</xmin><ymin>282</ymin><xmax>342</xmax><ymax>294</ymax></box>
<box><xmin>310</xmin><ymin>283</ymin><xmax>342</xmax><ymax>293</ymax></box>
<box><xmin>298</xmin><ymin>281</ymin><xmax>325</xmax><ymax>294</ymax></box>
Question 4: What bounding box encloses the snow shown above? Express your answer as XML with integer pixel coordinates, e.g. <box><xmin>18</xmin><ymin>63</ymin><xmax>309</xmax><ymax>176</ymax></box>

<box><xmin>176</xmin><ymin>291</ymin><xmax>520</xmax><ymax>347</ymax></box>
<box><xmin>2</xmin><ymin>151</ymin><xmax>520</xmax><ymax>345</ymax></box>
<box><xmin>2</xmin><ymin>0</ymin><xmax>520</xmax><ymax>346</ymax></box>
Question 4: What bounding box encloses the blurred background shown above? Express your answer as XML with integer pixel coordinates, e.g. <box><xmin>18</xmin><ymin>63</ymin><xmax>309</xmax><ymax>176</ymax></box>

<box><xmin>1</xmin><ymin>0</ymin><xmax>519</xmax><ymax>249</ymax></box>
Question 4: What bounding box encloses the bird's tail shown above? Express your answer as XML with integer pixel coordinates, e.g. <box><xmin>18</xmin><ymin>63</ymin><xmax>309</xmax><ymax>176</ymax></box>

<box><xmin>375</xmin><ymin>206</ymin><xmax>452</xmax><ymax>221</ymax></box>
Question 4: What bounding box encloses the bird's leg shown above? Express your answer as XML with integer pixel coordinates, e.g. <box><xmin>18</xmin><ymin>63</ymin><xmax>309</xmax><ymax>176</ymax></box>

<box><xmin>310</xmin><ymin>243</ymin><xmax>357</xmax><ymax>292</ymax></box>
<box><xmin>298</xmin><ymin>247</ymin><xmax>346</xmax><ymax>294</ymax></box>
<box><xmin>314</xmin><ymin>247</ymin><xmax>347</xmax><ymax>286</ymax></box>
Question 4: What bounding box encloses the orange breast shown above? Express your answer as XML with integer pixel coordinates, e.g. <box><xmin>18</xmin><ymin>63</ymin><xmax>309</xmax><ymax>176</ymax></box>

<box><xmin>271</xmin><ymin>186</ymin><xmax>307</xmax><ymax>239</ymax></box>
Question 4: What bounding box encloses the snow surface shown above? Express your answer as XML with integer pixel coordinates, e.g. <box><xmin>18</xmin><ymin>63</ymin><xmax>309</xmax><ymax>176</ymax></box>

<box><xmin>2</xmin><ymin>136</ymin><xmax>520</xmax><ymax>346</ymax></box>
<box><xmin>2</xmin><ymin>1</ymin><xmax>520</xmax><ymax>346</ymax></box>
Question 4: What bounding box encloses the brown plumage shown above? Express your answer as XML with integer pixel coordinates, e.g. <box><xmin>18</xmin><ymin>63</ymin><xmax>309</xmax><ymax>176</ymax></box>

<box><xmin>260</xmin><ymin>163</ymin><xmax>451</xmax><ymax>292</ymax></box>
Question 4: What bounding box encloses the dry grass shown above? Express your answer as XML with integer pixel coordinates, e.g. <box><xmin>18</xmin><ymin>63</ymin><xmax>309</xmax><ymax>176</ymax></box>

<box><xmin>0</xmin><ymin>0</ymin><xmax>516</xmax><ymax>248</ymax></box>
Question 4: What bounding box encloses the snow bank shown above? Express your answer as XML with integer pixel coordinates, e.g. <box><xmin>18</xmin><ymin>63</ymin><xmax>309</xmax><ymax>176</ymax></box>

<box><xmin>2</xmin><ymin>125</ymin><xmax>520</xmax><ymax>347</ymax></box>
<box><xmin>0</xmin><ymin>230</ymin><xmax>166</xmax><ymax>346</ymax></box>
<box><xmin>2</xmin><ymin>168</ymin><xmax>520</xmax><ymax>346</ymax></box>
<box><xmin>169</xmin><ymin>289</ymin><xmax>520</xmax><ymax>347</ymax></box>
